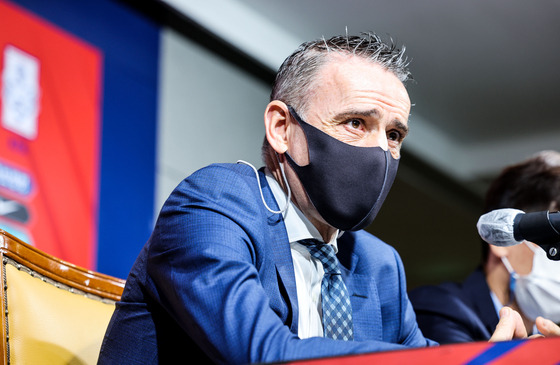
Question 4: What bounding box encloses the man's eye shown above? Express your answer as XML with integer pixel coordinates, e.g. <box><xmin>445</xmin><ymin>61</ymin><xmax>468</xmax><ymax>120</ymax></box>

<box><xmin>347</xmin><ymin>119</ymin><xmax>361</xmax><ymax>129</ymax></box>
<box><xmin>388</xmin><ymin>130</ymin><xmax>401</xmax><ymax>141</ymax></box>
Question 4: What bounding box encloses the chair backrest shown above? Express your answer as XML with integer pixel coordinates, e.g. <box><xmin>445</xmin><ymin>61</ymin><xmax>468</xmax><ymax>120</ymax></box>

<box><xmin>0</xmin><ymin>229</ymin><xmax>126</xmax><ymax>365</ymax></box>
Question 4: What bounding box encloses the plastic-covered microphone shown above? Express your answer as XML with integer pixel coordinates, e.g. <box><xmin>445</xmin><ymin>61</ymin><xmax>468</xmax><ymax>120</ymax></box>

<box><xmin>477</xmin><ymin>208</ymin><xmax>560</xmax><ymax>260</ymax></box>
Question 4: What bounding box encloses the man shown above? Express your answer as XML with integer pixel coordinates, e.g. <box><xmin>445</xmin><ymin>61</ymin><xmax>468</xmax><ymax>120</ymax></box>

<box><xmin>98</xmin><ymin>33</ymin><xmax>552</xmax><ymax>364</ymax></box>
<box><xmin>409</xmin><ymin>150</ymin><xmax>560</xmax><ymax>344</ymax></box>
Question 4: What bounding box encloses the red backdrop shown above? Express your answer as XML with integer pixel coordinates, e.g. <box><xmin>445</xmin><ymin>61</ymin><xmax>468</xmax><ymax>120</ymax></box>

<box><xmin>0</xmin><ymin>0</ymin><xmax>102</xmax><ymax>269</ymax></box>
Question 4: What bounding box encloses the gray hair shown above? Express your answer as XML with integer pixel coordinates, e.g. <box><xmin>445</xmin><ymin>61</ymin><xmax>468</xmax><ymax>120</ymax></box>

<box><xmin>270</xmin><ymin>32</ymin><xmax>411</xmax><ymax>116</ymax></box>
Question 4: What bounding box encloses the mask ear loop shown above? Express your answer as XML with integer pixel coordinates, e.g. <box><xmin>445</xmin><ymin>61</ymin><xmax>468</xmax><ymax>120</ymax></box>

<box><xmin>523</xmin><ymin>241</ymin><xmax>538</xmax><ymax>253</ymax></box>
<box><xmin>236</xmin><ymin>153</ymin><xmax>291</xmax><ymax>215</ymax></box>
<box><xmin>501</xmin><ymin>255</ymin><xmax>516</xmax><ymax>276</ymax></box>
<box><xmin>500</xmin><ymin>255</ymin><xmax>518</xmax><ymax>305</ymax></box>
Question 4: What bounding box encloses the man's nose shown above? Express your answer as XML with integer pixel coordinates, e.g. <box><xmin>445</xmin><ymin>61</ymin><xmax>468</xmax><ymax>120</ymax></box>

<box><xmin>366</xmin><ymin>132</ymin><xmax>388</xmax><ymax>150</ymax></box>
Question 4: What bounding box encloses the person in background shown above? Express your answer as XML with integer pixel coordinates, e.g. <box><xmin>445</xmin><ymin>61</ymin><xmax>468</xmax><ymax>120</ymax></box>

<box><xmin>409</xmin><ymin>150</ymin><xmax>560</xmax><ymax>344</ymax></box>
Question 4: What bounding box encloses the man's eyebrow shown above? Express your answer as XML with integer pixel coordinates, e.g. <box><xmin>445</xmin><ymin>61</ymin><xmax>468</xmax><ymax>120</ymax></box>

<box><xmin>393</xmin><ymin>120</ymin><xmax>409</xmax><ymax>136</ymax></box>
<box><xmin>333</xmin><ymin>108</ymin><xmax>381</xmax><ymax>120</ymax></box>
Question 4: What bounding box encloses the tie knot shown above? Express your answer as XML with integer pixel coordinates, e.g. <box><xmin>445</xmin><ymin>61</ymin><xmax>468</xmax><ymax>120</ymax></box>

<box><xmin>299</xmin><ymin>239</ymin><xmax>340</xmax><ymax>274</ymax></box>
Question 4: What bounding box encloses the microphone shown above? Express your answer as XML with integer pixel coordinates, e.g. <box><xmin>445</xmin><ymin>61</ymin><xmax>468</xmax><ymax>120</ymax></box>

<box><xmin>477</xmin><ymin>208</ymin><xmax>560</xmax><ymax>260</ymax></box>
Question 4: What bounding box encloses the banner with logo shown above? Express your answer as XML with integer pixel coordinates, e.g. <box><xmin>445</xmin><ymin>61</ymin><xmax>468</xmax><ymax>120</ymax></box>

<box><xmin>0</xmin><ymin>0</ymin><xmax>102</xmax><ymax>269</ymax></box>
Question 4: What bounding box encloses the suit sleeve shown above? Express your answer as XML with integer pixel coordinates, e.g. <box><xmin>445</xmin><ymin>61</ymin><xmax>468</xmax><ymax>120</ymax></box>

<box><xmin>144</xmin><ymin>165</ymin><xmax>431</xmax><ymax>364</ymax></box>
<box><xmin>390</xmin><ymin>246</ymin><xmax>439</xmax><ymax>347</ymax></box>
<box><xmin>409</xmin><ymin>285</ymin><xmax>492</xmax><ymax>344</ymax></box>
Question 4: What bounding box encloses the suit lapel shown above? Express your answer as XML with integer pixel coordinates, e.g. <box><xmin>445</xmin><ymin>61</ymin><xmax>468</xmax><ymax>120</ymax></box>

<box><xmin>338</xmin><ymin>234</ymin><xmax>383</xmax><ymax>341</ymax></box>
<box><xmin>464</xmin><ymin>268</ymin><xmax>499</xmax><ymax>336</ymax></box>
<box><xmin>259</xmin><ymin>169</ymin><xmax>300</xmax><ymax>334</ymax></box>
<box><xmin>271</xmin><ymin>229</ymin><xmax>299</xmax><ymax>334</ymax></box>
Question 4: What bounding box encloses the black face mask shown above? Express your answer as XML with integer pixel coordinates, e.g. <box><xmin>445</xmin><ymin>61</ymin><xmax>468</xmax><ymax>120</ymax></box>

<box><xmin>284</xmin><ymin>106</ymin><xmax>399</xmax><ymax>231</ymax></box>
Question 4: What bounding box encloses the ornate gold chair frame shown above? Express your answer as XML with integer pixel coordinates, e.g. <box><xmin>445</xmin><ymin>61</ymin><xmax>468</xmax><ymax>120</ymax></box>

<box><xmin>0</xmin><ymin>229</ymin><xmax>125</xmax><ymax>364</ymax></box>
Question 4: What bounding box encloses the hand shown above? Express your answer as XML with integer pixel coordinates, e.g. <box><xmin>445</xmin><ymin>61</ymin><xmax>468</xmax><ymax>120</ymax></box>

<box><xmin>489</xmin><ymin>306</ymin><xmax>527</xmax><ymax>342</ymax></box>
<box><xmin>535</xmin><ymin>316</ymin><xmax>560</xmax><ymax>337</ymax></box>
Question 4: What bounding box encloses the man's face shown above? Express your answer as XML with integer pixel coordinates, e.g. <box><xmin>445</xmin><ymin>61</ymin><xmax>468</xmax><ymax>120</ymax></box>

<box><xmin>287</xmin><ymin>54</ymin><xmax>411</xmax><ymax>166</ymax></box>
<box><xmin>283</xmin><ymin>54</ymin><xmax>411</xmax><ymax>234</ymax></box>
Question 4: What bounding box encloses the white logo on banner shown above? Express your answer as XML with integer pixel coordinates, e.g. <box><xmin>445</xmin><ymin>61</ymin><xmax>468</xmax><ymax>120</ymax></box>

<box><xmin>1</xmin><ymin>45</ymin><xmax>40</xmax><ymax>140</ymax></box>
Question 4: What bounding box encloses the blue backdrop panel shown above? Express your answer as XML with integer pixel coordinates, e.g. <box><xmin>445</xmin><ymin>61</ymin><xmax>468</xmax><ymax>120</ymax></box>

<box><xmin>12</xmin><ymin>0</ymin><xmax>160</xmax><ymax>279</ymax></box>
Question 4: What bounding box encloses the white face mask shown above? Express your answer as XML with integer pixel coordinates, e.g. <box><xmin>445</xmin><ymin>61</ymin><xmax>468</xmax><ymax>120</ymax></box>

<box><xmin>501</xmin><ymin>242</ymin><xmax>560</xmax><ymax>323</ymax></box>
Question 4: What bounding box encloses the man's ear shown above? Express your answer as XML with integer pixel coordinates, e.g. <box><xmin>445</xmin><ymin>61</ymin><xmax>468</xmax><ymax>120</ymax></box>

<box><xmin>264</xmin><ymin>101</ymin><xmax>290</xmax><ymax>154</ymax></box>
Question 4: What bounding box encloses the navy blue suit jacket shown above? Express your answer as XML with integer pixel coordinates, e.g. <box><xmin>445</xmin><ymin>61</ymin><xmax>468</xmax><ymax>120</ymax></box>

<box><xmin>408</xmin><ymin>268</ymin><xmax>499</xmax><ymax>344</ymax></box>
<box><xmin>98</xmin><ymin>163</ymin><xmax>433</xmax><ymax>364</ymax></box>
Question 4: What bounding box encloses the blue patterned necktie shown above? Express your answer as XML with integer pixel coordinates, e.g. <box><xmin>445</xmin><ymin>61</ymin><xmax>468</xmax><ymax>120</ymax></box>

<box><xmin>299</xmin><ymin>239</ymin><xmax>353</xmax><ymax>341</ymax></box>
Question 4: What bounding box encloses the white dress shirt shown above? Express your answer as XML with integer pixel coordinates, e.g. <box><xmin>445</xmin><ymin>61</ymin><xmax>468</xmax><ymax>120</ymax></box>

<box><xmin>265</xmin><ymin>169</ymin><xmax>340</xmax><ymax>339</ymax></box>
